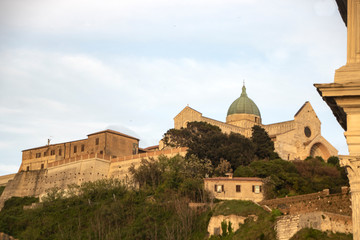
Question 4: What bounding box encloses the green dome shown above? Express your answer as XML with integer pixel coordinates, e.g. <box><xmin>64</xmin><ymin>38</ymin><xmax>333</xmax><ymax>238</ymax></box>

<box><xmin>227</xmin><ymin>86</ymin><xmax>261</xmax><ymax>117</ymax></box>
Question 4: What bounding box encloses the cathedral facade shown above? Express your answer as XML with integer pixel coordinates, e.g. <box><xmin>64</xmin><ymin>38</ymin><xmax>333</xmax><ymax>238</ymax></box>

<box><xmin>172</xmin><ymin>85</ymin><xmax>338</xmax><ymax>161</ymax></box>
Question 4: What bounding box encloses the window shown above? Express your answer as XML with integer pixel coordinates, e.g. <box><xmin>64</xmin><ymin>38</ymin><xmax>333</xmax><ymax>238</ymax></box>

<box><xmin>59</xmin><ymin>149</ymin><xmax>62</xmax><ymax>156</ymax></box>
<box><xmin>132</xmin><ymin>143</ymin><xmax>138</xmax><ymax>155</ymax></box>
<box><xmin>95</xmin><ymin>138</ymin><xmax>99</xmax><ymax>145</ymax></box>
<box><xmin>304</xmin><ymin>126</ymin><xmax>311</xmax><ymax>138</ymax></box>
<box><xmin>252</xmin><ymin>185</ymin><xmax>262</xmax><ymax>194</ymax></box>
<box><xmin>44</xmin><ymin>152</ymin><xmax>48</xmax><ymax>157</ymax></box>
<box><xmin>81</xmin><ymin>144</ymin><xmax>85</xmax><ymax>152</ymax></box>
<box><xmin>50</xmin><ymin>150</ymin><xmax>55</xmax><ymax>156</ymax></box>
<box><xmin>36</xmin><ymin>153</ymin><xmax>41</xmax><ymax>158</ymax></box>
<box><xmin>26</xmin><ymin>166</ymin><xmax>30</xmax><ymax>171</ymax></box>
<box><xmin>41</xmin><ymin>164</ymin><xmax>44</xmax><ymax>169</ymax></box>
<box><xmin>214</xmin><ymin>184</ymin><xmax>224</xmax><ymax>193</ymax></box>
<box><xmin>236</xmin><ymin>185</ymin><xmax>241</xmax><ymax>192</ymax></box>
<box><xmin>74</xmin><ymin>146</ymin><xmax>77</xmax><ymax>153</ymax></box>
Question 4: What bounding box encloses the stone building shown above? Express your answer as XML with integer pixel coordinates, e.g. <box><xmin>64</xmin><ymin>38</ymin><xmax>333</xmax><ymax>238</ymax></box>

<box><xmin>204</xmin><ymin>174</ymin><xmax>264</xmax><ymax>202</ymax></box>
<box><xmin>19</xmin><ymin>129</ymin><xmax>140</xmax><ymax>172</ymax></box>
<box><xmin>171</xmin><ymin>85</ymin><xmax>337</xmax><ymax>161</ymax></box>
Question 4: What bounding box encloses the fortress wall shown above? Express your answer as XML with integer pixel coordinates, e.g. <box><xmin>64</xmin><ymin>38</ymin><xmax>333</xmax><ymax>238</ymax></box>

<box><xmin>0</xmin><ymin>158</ymin><xmax>110</xmax><ymax>209</ymax></box>
<box><xmin>0</xmin><ymin>174</ymin><xmax>16</xmax><ymax>187</ymax></box>
<box><xmin>276</xmin><ymin>212</ymin><xmax>352</xmax><ymax>240</ymax></box>
<box><xmin>261</xmin><ymin>190</ymin><xmax>351</xmax><ymax>216</ymax></box>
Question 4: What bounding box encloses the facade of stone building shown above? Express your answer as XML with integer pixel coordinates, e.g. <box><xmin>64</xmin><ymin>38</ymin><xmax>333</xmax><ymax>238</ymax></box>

<box><xmin>19</xmin><ymin>129</ymin><xmax>140</xmax><ymax>172</ymax></box>
<box><xmin>172</xmin><ymin>85</ymin><xmax>338</xmax><ymax>161</ymax></box>
<box><xmin>204</xmin><ymin>175</ymin><xmax>264</xmax><ymax>202</ymax></box>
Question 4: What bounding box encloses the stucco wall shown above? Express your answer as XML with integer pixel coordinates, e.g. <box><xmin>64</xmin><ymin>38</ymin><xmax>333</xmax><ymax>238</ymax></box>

<box><xmin>204</xmin><ymin>177</ymin><xmax>264</xmax><ymax>202</ymax></box>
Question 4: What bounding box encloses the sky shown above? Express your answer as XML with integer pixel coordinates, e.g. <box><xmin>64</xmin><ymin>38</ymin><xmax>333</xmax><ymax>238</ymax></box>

<box><xmin>0</xmin><ymin>0</ymin><xmax>348</xmax><ymax>175</ymax></box>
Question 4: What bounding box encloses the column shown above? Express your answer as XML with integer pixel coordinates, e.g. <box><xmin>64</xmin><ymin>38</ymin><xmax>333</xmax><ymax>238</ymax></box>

<box><xmin>340</xmin><ymin>156</ymin><xmax>360</xmax><ymax>240</ymax></box>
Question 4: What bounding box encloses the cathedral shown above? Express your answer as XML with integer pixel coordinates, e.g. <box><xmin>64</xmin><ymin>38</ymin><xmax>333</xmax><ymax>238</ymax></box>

<box><xmin>170</xmin><ymin>85</ymin><xmax>338</xmax><ymax>161</ymax></box>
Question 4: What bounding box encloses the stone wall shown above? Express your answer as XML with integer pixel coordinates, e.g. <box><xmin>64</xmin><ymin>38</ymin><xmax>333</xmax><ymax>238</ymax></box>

<box><xmin>0</xmin><ymin>232</ymin><xmax>17</xmax><ymax>240</ymax></box>
<box><xmin>207</xmin><ymin>215</ymin><xmax>247</xmax><ymax>236</ymax></box>
<box><xmin>276</xmin><ymin>212</ymin><xmax>352</xmax><ymax>240</ymax></box>
<box><xmin>261</xmin><ymin>190</ymin><xmax>351</xmax><ymax>216</ymax></box>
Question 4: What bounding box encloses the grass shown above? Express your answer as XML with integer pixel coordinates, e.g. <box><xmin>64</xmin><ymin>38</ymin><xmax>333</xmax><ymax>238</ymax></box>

<box><xmin>213</xmin><ymin>200</ymin><xmax>265</xmax><ymax>217</ymax></box>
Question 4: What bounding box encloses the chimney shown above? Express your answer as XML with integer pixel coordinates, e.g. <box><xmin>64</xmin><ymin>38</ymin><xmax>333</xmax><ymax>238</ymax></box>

<box><xmin>225</xmin><ymin>173</ymin><xmax>233</xmax><ymax>179</ymax></box>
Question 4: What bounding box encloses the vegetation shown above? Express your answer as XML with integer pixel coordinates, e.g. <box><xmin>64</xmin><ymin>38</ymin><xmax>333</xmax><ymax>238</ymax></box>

<box><xmin>0</xmin><ymin>178</ymin><xmax>211</xmax><ymax>240</ymax></box>
<box><xmin>213</xmin><ymin>200</ymin><xmax>264</xmax><ymax>217</ymax></box>
<box><xmin>290</xmin><ymin>228</ymin><xmax>352</xmax><ymax>240</ymax></box>
<box><xmin>129</xmin><ymin>155</ymin><xmax>212</xmax><ymax>202</ymax></box>
<box><xmin>234</xmin><ymin>157</ymin><xmax>348</xmax><ymax>198</ymax></box>
<box><xmin>251</xmin><ymin>125</ymin><xmax>277</xmax><ymax>160</ymax></box>
<box><xmin>163</xmin><ymin>121</ymin><xmax>277</xmax><ymax>170</ymax></box>
<box><xmin>0</xmin><ymin>154</ymin><xmax>350</xmax><ymax>239</ymax></box>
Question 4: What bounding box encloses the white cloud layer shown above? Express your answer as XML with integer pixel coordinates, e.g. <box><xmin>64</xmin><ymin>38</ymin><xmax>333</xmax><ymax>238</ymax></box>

<box><xmin>0</xmin><ymin>0</ymin><xmax>349</xmax><ymax>174</ymax></box>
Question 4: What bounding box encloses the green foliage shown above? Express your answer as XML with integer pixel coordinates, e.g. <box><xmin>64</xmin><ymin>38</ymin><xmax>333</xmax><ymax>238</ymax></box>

<box><xmin>234</xmin><ymin>158</ymin><xmax>349</xmax><ymax>198</ymax></box>
<box><xmin>221</xmin><ymin>220</ymin><xmax>228</xmax><ymax>237</ymax></box>
<box><xmin>327</xmin><ymin>156</ymin><xmax>340</xmax><ymax>166</ymax></box>
<box><xmin>290</xmin><ymin>228</ymin><xmax>352</xmax><ymax>240</ymax></box>
<box><xmin>251</xmin><ymin>125</ymin><xmax>276</xmax><ymax>160</ymax></box>
<box><xmin>130</xmin><ymin>155</ymin><xmax>211</xmax><ymax>202</ymax></box>
<box><xmin>213</xmin><ymin>200</ymin><xmax>266</xmax><ymax>217</ymax></box>
<box><xmin>0</xmin><ymin>196</ymin><xmax>38</xmax><ymax>235</ymax></box>
<box><xmin>0</xmin><ymin>186</ymin><xmax>5</xmax><ymax>196</ymax></box>
<box><xmin>0</xmin><ymin>179</ymin><xmax>212</xmax><ymax>240</ymax></box>
<box><xmin>163</xmin><ymin>121</ymin><xmax>256</xmax><ymax>169</ymax></box>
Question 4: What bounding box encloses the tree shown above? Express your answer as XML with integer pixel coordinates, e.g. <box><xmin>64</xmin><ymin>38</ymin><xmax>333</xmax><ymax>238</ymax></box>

<box><xmin>251</xmin><ymin>125</ymin><xmax>276</xmax><ymax>160</ymax></box>
<box><xmin>327</xmin><ymin>156</ymin><xmax>340</xmax><ymax>166</ymax></box>
<box><xmin>163</xmin><ymin>121</ymin><xmax>256</xmax><ymax>169</ymax></box>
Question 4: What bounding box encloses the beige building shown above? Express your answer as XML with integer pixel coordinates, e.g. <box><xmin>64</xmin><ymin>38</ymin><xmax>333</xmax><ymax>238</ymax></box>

<box><xmin>19</xmin><ymin>129</ymin><xmax>140</xmax><ymax>172</ymax></box>
<box><xmin>204</xmin><ymin>175</ymin><xmax>264</xmax><ymax>202</ymax></box>
<box><xmin>172</xmin><ymin>86</ymin><xmax>337</xmax><ymax>161</ymax></box>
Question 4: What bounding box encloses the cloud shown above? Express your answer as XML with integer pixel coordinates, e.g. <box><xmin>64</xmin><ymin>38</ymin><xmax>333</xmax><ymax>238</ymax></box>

<box><xmin>0</xmin><ymin>0</ymin><xmax>349</xmax><ymax>174</ymax></box>
<box><xmin>0</xmin><ymin>164</ymin><xmax>19</xmax><ymax>175</ymax></box>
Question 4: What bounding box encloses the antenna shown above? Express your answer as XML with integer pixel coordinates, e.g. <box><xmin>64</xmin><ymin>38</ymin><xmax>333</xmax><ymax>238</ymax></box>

<box><xmin>48</xmin><ymin>137</ymin><xmax>53</xmax><ymax>146</ymax></box>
